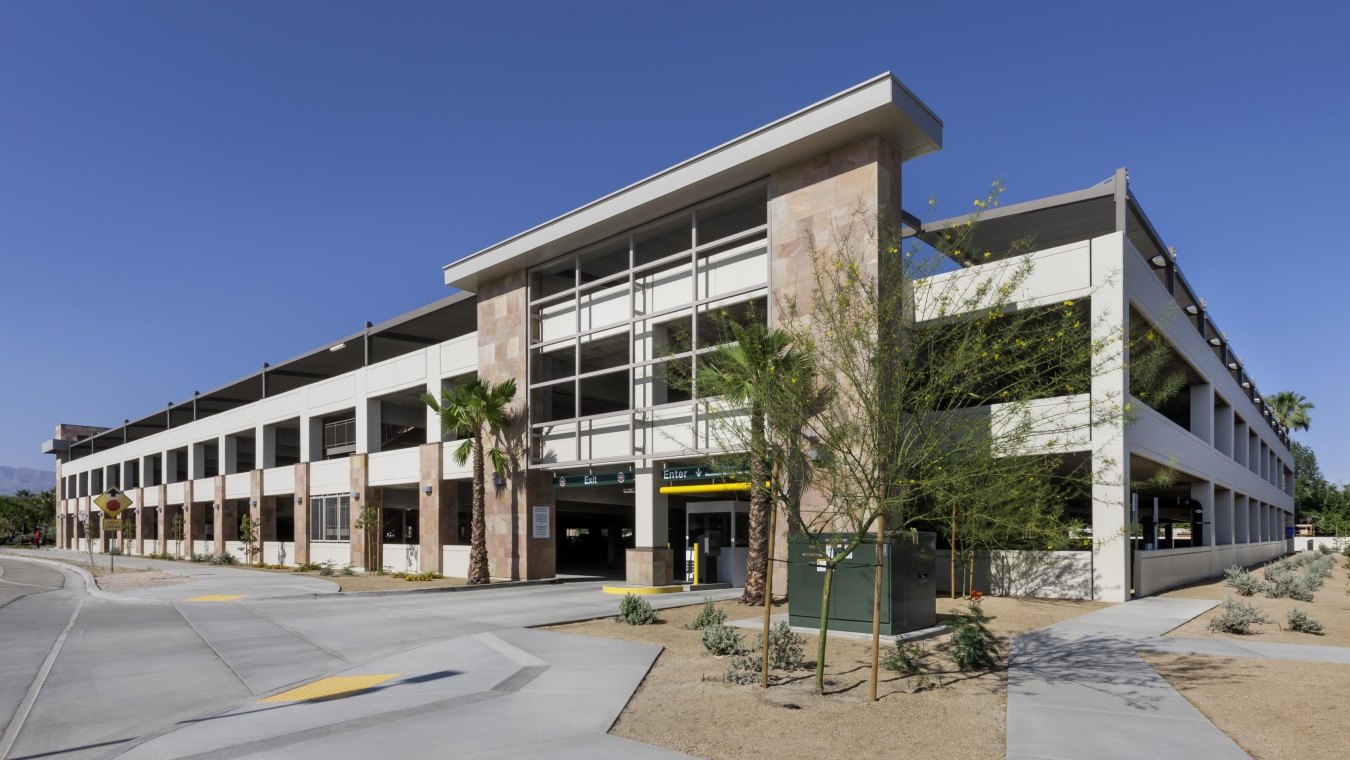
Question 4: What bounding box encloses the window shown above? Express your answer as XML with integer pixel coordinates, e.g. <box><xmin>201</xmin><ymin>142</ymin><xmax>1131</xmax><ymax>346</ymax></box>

<box><xmin>309</xmin><ymin>494</ymin><xmax>350</xmax><ymax>541</ymax></box>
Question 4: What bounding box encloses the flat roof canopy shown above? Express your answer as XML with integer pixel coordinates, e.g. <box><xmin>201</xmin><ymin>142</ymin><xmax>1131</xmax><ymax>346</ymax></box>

<box><xmin>442</xmin><ymin>73</ymin><xmax>943</xmax><ymax>293</ymax></box>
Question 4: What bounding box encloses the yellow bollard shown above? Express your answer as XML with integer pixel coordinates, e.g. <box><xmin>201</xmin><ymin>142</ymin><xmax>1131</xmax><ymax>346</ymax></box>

<box><xmin>693</xmin><ymin>542</ymin><xmax>700</xmax><ymax>586</ymax></box>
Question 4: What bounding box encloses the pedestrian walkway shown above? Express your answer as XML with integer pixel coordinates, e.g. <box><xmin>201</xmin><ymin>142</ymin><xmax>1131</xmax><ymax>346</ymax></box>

<box><xmin>1006</xmin><ymin>597</ymin><xmax>1249</xmax><ymax>760</ymax></box>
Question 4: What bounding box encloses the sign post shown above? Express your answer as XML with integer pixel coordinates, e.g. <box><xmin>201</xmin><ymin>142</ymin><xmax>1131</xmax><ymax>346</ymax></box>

<box><xmin>94</xmin><ymin>488</ymin><xmax>134</xmax><ymax>573</ymax></box>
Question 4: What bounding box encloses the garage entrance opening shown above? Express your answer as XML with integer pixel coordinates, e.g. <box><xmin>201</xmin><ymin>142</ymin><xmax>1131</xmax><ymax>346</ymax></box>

<box><xmin>556</xmin><ymin>501</ymin><xmax>633</xmax><ymax>578</ymax></box>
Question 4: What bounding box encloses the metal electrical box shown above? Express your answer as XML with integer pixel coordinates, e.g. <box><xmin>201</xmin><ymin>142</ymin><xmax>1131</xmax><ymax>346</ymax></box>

<box><xmin>787</xmin><ymin>532</ymin><xmax>937</xmax><ymax>635</ymax></box>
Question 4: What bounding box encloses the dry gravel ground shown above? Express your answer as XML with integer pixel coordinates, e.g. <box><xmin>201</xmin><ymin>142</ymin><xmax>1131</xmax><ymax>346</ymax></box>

<box><xmin>1149</xmin><ymin>551</ymin><xmax>1350</xmax><ymax>759</ymax></box>
<box><xmin>85</xmin><ymin>564</ymin><xmax>192</xmax><ymax>593</ymax></box>
<box><xmin>547</xmin><ymin>595</ymin><xmax>1107</xmax><ymax>760</ymax></box>
<box><xmin>1162</xmin><ymin>551</ymin><xmax>1350</xmax><ymax>646</ymax></box>
<box><xmin>1143</xmin><ymin>653</ymin><xmax>1350</xmax><ymax>760</ymax></box>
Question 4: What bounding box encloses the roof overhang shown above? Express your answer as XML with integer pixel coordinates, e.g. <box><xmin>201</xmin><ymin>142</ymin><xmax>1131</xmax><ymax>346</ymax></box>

<box><xmin>442</xmin><ymin>72</ymin><xmax>943</xmax><ymax>292</ymax></box>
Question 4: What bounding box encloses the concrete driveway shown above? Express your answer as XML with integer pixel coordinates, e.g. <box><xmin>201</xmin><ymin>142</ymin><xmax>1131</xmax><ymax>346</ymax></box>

<box><xmin>0</xmin><ymin>551</ymin><xmax>737</xmax><ymax>760</ymax></box>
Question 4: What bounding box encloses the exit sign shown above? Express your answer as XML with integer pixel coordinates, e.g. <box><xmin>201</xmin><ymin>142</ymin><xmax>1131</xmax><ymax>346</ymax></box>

<box><xmin>552</xmin><ymin>471</ymin><xmax>633</xmax><ymax>489</ymax></box>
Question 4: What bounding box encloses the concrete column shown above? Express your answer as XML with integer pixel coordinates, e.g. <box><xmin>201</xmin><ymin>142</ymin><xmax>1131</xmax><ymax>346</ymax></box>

<box><xmin>1190</xmin><ymin>480</ymin><xmax>1214</xmax><ymax>547</ymax></box>
<box><xmin>294</xmin><ymin>462</ymin><xmax>310</xmax><ymax>565</ymax></box>
<box><xmin>1214</xmin><ymin>403</ymin><xmax>1234</xmax><ymax>457</ymax></box>
<box><xmin>53</xmin><ymin>467</ymin><xmax>64</xmax><ymax>548</ymax></box>
<box><xmin>156</xmin><ymin>484</ymin><xmax>168</xmax><ymax>554</ymax></box>
<box><xmin>1088</xmin><ymin>232</ymin><xmax>1130</xmax><ymax>602</ymax></box>
<box><xmin>359</xmin><ymin>398</ymin><xmax>382</xmax><ymax>454</ymax></box>
<box><xmin>256</xmin><ymin>424</ymin><xmax>277</xmax><ymax>470</ymax></box>
<box><xmin>213</xmin><ymin>476</ymin><xmax>226</xmax><ymax>555</ymax></box>
<box><xmin>1234</xmin><ymin>422</ymin><xmax>1247</xmax><ymax>467</ymax></box>
<box><xmin>425</xmin><ymin>373</ymin><xmax>443</xmax><ymax>444</ymax></box>
<box><xmin>418</xmin><ymin>442</ymin><xmax>457</xmax><ymax>574</ymax></box>
<box><xmin>627</xmin><ymin>466</ymin><xmax>673</xmax><ymax>586</ymax></box>
<box><xmin>134</xmin><ymin>489</ymin><xmax>147</xmax><ymax>555</ymax></box>
<box><xmin>1189</xmin><ymin>383</ymin><xmax>1213</xmax><ymax>445</ymax></box>
<box><xmin>1249</xmin><ymin>500</ymin><xmax>1261</xmax><ymax>542</ymax></box>
<box><xmin>219</xmin><ymin>434</ymin><xmax>238</xmax><ymax>475</ymax></box>
<box><xmin>300</xmin><ymin>417</ymin><xmax>323</xmax><ymax>463</ymax></box>
<box><xmin>163</xmin><ymin>449</ymin><xmax>179</xmax><ymax>483</ymax></box>
<box><xmin>189</xmin><ymin>442</ymin><xmax>206</xmax><ymax>480</ymax></box>
<box><xmin>1248</xmin><ymin>434</ymin><xmax>1260</xmax><ymax>474</ymax></box>
<box><xmin>1214</xmin><ymin>489</ymin><xmax>1234</xmax><ymax>546</ymax></box>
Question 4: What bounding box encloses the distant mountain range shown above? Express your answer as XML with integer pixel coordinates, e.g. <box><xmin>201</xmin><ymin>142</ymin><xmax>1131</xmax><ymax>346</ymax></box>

<box><xmin>0</xmin><ymin>467</ymin><xmax>56</xmax><ymax>495</ymax></box>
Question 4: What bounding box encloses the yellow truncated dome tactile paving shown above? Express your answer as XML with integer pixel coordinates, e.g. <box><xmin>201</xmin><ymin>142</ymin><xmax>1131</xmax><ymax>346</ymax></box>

<box><xmin>260</xmin><ymin>674</ymin><xmax>398</xmax><ymax>703</ymax></box>
<box><xmin>184</xmin><ymin>595</ymin><xmax>246</xmax><ymax>602</ymax></box>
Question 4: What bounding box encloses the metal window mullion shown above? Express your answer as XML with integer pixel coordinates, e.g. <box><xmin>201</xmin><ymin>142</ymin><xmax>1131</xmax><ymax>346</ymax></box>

<box><xmin>691</xmin><ymin>223</ymin><xmax>769</xmax><ymax>255</ymax></box>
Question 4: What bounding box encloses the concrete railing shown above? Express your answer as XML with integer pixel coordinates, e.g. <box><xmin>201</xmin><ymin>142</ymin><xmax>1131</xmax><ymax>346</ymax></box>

<box><xmin>1133</xmin><ymin>540</ymin><xmax>1288</xmax><ymax>597</ymax></box>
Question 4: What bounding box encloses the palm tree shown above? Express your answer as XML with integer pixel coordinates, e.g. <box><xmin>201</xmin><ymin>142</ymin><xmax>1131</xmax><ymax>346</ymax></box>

<box><xmin>422</xmin><ymin>378</ymin><xmax>517</xmax><ymax>585</ymax></box>
<box><xmin>1266</xmin><ymin>391</ymin><xmax>1314</xmax><ymax>432</ymax></box>
<box><xmin>701</xmin><ymin>319</ymin><xmax>813</xmax><ymax>605</ymax></box>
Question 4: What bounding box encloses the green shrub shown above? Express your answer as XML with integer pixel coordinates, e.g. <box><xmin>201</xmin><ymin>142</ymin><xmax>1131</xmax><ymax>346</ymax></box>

<box><xmin>685</xmin><ymin>598</ymin><xmax>727</xmax><ymax>631</ymax></box>
<box><xmin>1223</xmin><ymin>566</ymin><xmax>1263</xmax><ymax>596</ymax></box>
<box><xmin>317</xmin><ymin>560</ymin><xmax>336</xmax><ymax>576</ymax></box>
<box><xmin>1264</xmin><ymin>566</ymin><xmax>1307</xmax><ymax>600</ymax></box>
<box><xmin>1207</xmin><ymin>596</ymin><xmax>1271</xmax><ymax>634</ymax></box>
<box><xmin>340</xmin><ymin>564</ymin><xmax>355</xmax><ymax>576</ymax></box>
<box><xmin>724</xmin><ymin>651</ymin><xmax>762</xmax><ymax>685</ymax></box>
<box><xmin>618</xmin><ymin>593</ymin><xmax>657</xmax><ymax>625</ymax></box>
<box><xmin>394</xmin><ymin>571</ymin><xmax>442</xmax><ymax>581</ymax></box>
<box><xmin>947</xmin><ymin>601</ymin><xmax>999</xmax><ymax>670</ymax></box>
<box><xmin>882</xmin><ymin>641</ymin><xmax>930</xmax><ymax>677</ymax></box>
<box><xmin>1287</xmin><ymin>608</ymin><xmax>1324</xmax><ymax>635</ymax></box>
<box><xmin>762</xmin><ymin>620</ymin><xmax>806</xmax><ymax>671</ymax></box>
<box><xmin>1318</xmin><ymin>544</ymin><xmax>1334</xmax><ymax>556</ymax></box>
<box><xmin>700</xmin><ymin>623</ymin><xmax>743</xmax><ymax>656</ymax></box>
<box><xmin>294</xmin><ymin>561</ymin><xmax>323</xmax><ymax>572</ymax></box>
<box><xmin>210</xmin><ymin>552</ymin><xmax>237</xmax><ymax>565</ymax></box>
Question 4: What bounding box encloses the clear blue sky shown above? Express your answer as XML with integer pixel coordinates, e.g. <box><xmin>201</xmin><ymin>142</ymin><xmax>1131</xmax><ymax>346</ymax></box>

<box><xmin>2</xmin><ymin>1</ymin><xmax>1347</xmax><ymax>481</ymax></box>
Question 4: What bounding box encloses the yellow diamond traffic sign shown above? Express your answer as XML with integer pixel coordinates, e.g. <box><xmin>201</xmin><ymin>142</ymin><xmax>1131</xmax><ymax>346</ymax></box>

<box><xmin>94</xmin><ymin>488</ymin><xmax>133</xmax><ymax>517</ymax></box>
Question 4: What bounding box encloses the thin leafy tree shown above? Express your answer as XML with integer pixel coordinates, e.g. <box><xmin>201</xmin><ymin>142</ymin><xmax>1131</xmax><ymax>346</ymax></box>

<box><xmin>422</xmin><ymin>378</ymin><xmax>517</xmax><ymax>585</ymax></box>
<box><xmin>699</xmin><ymin>318</ymin><xmax>815</xmax><ymax>606</ymax></box>
<box><xmin>1265</xmin><ymin>391</ymin><xmax>1313</xmax><ymax>432</ymax></box>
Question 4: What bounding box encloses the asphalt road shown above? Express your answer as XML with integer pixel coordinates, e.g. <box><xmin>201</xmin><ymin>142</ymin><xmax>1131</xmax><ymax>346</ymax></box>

<box><xmin>0</xmin><ymin>551</ymin><xmax>737</xmax><ymax>760</ymax></box>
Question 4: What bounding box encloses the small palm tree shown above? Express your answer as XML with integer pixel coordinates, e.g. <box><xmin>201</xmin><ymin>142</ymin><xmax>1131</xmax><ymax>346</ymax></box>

<box><xmin>1266</xmin><ymin>391</ymin><xmax>1313</xmax><ymax>432</ymax></box>
<box><xmin>422</xmin><ymin>378</ymin><xmax>517</xmax><ymax>585</ymax></box>
<box><xmin>701</xmin><ymin>319</ymin><xmax>813</xmax><ymax>605</ymax></box>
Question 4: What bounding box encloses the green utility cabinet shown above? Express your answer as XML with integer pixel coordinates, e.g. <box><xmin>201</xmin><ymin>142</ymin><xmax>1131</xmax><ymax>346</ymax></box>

<box><xmin>787</xmin><ymin>532</ymin><xmax>936</xmax><ymax>635</ymax></box>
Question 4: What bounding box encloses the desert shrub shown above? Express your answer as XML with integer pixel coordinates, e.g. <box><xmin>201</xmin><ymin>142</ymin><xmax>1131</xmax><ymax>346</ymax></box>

<box><xmin>618</xmin><ymin>593</ymin><xmax>658</xmax><ymax>625</ymax></box>
<box><xmin>317</xmin><ymin>560</ymin><xmax>336</xmax><ymax>576</ymax></box>
<box><xmin>762</xmin><ymin>621</ymin><xmax>806</xmax><ymax>671</ymax></box>
<box><xmin>293</xmin><ymin>561</ymin><xmax>323</xmax><ymax>572</ymax></box>
<box><xmin>882</xmin><ymin>641</ymin><xmax>930</xmax><ymax>677</ymax></box>
<box><xmin>685</xmin><ymin>598</ymin><xmax>727</xmax><ymax>631</ymax></box>
<box><xmin>1264</xmin><ymin>566</ymin><xmax>1302</xmax><ymax>599</ymax></box>
<box><xmin>108</xmin><ymin>546</ymin><xmax>123</xmax><ymax>556</ymax></box>
<box><xmin>394</xmin><ymin>571</ymin><xmax>442</xmax><ymax>581</ymax></box>
<box><xmin>1318</xmin><ymin>544</ymin><xmax>1334</xmax><ymax>556</ymax></box>
<box><xmin>210</xmin><ymin>552</ymin><xmax>237</xmax><ymax>565</ymax></box>
<box><xmin>947</xmin><ymin>601</ymin><xmax>999</xmax><ymax>670</ymax></box>
<box><xmin>725</xmin><ymin>651</ymin><xmax>762</xmax><ymax>684</ymax></box>
<box><xmin>1224</xmin><ymin>566</ymin><xmax>1263</xmax><ymax>596</ymax></box>
<box><xmin>340</xmin><ymin>564</ymin><xmax>355</xmax><ymax>576</ymax></box>
<box><xmin>1207</xmin><ymin>596</ymin><xmax>1271</xmax><ymax>634</ymax></box>
<box><xmin>189</xmin><ymin>553</ymin><xmax>212</xmax><ymax>563</ymax></box>
<box><xmin>1287</xmin><ymin>608</ymin><xmax>1324</xmax><ymax>635</ymax></box>
<box><xmin>700</xmin><ymin>623</ymin><xmax>743</xmax><ymax>656</ymax></box>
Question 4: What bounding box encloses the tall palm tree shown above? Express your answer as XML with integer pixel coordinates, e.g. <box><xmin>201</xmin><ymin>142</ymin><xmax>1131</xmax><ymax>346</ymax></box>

<box><xmin>701</xmin><ymin>320</ymin><xmax>813</xmax><ymax>605</ymax></box>
<box><xmin>422</xmin><ymin>378</ymin><xmax>517</xmax><ymax>585</ymax></box>
<box><xmin>1266</xmin><ymin>391</ymin><xmax>1314</xmax><ymax>432</ymax></box>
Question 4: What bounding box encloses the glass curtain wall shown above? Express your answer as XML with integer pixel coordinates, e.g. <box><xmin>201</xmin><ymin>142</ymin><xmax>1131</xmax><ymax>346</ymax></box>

<box><xmin>527</xmin><ymin>181</ymin><xmax>770</xmax><ymax>466</ymax></box>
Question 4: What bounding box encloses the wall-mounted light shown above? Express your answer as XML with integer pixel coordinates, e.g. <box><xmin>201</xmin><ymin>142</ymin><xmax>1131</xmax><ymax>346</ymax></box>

<box><xmin>1149</xmin><ymin>254</ymin><xmax>1167</xmax><ymax>268</ymax></box>
<box><xmin>1184</xmin><ymin>304</ymin><xmax>1200</xmax><ymax>316</ymax></box>
<box><xmin>296</xmin><ymin>496</ymin><xmax>304</xmax><ymax>505</ymax></box>
<box><xmin>421</xmin><ymin>485</ymin><xmax>433</xmax><ymax>495</ymax></box>
<box><xmin>350</xmin><ymin>491</ymin><xmax>360</xmax><ymax>500</ymax></box>
<box><xmin>329</xmin><ymin>342</ymin><xmax>347</xmax><ymax>353</ymax></box>
<box><xmin>249</xmin><ymin>499</ymin><xmax>258</xmax><ymax>507</ymax></box>
<box><xmin>213</xmin><ymin>502</ymin><xmax>221</xmax><ymax>511</ymax></box>
<box><xmin>1208</xmin><ymin>337</ymin><xmax>1222</xmax><ymax>347</ymax></box>
<box><xmin>1241</xmin><ymin>381</ymin><xmax>1252</xmax><ymax>389</ymax></box>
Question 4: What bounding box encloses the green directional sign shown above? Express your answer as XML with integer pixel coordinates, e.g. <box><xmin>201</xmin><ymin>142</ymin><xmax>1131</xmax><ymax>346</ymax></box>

<box><xmin>661</xmin><ymin>465</ymin><xmax>745</xmax><ymax>481</ymax></box>
<box><xmin>552</xmin><ymin>471</ymin><xmax>633</xmax><ymax>489</ymax></box>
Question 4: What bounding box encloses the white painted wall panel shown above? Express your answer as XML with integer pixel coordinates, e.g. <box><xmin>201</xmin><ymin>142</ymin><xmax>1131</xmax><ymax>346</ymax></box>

<box><xmin>262</xmin><ymin>466</ymin><xmax>294</xmax><ymax>496</ymax></box>
<box><xmin>308</xmin><ymin>459</ymin><xmax>349</xmax><ymax>495</ymax></box>
<box><xmin>442</xmin><ymin>545</ymin><xmax>470</xmax><ymax>578</ymax></box>
<box><xmin>366</xmin><ymin>353</ymin><xmax>427</xmax><ymax>396</ymax></box>
<box><xmin>368</xmin><ymin>448</ymin><xmax>419</xmax><ymax>487</ymax></box>
<box><xmin>224</xmin><ymin>473</ymin><xmax>250</xmax><ymax>500</ymax></box>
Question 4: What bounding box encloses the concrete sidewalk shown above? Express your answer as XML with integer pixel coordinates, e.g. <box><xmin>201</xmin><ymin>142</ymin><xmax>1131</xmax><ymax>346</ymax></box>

<box><xmin>1006</xmin><ymin>597</ymin><xmax>1249</xmax><ymax>760</ymax></box>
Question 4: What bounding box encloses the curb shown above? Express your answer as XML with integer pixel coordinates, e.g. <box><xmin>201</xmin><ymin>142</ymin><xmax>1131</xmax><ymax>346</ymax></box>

<box><xmin>0</xmin><ymin>553</ymin><xmax>167</xmax><ymax>605</ymax></box>
<box><xmin>255</xmin><ymin>575</ymin><xmax>597</xmax><ymax>601</ymax></box>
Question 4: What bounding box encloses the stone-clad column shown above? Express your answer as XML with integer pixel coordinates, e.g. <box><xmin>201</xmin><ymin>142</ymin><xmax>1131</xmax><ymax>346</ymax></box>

<box><xmin>348</xmin><ymin>454</ymin><xmax>382</xmax><ymax>571</ymax></box>
<box><xmin>213</xmin><ymin>476</ymin><xmax>226</xmax><ymax>555</ymax></box>
<box><xmin>156</xmin><ymin>484</ymin><xmax>168</xmax><ymax>555</ymax></box>
<box><xmin>419</xmin><ymin>442</ymin><xmax>458</xmax><ymax>574</ymax></box>
<box><xmin>293</xmin><ymin>462</ymin><xmax>310</xmax><ymax>566</ymax></box>
<box><xmin>476</xmin><ymin>270</ymin><xmax>555</xmax><ymax>581</ymax></box>
<box><xmin>182</xmin><ymin>481</ymin><xmax>197</xmax><ymax>556</ymax></box>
